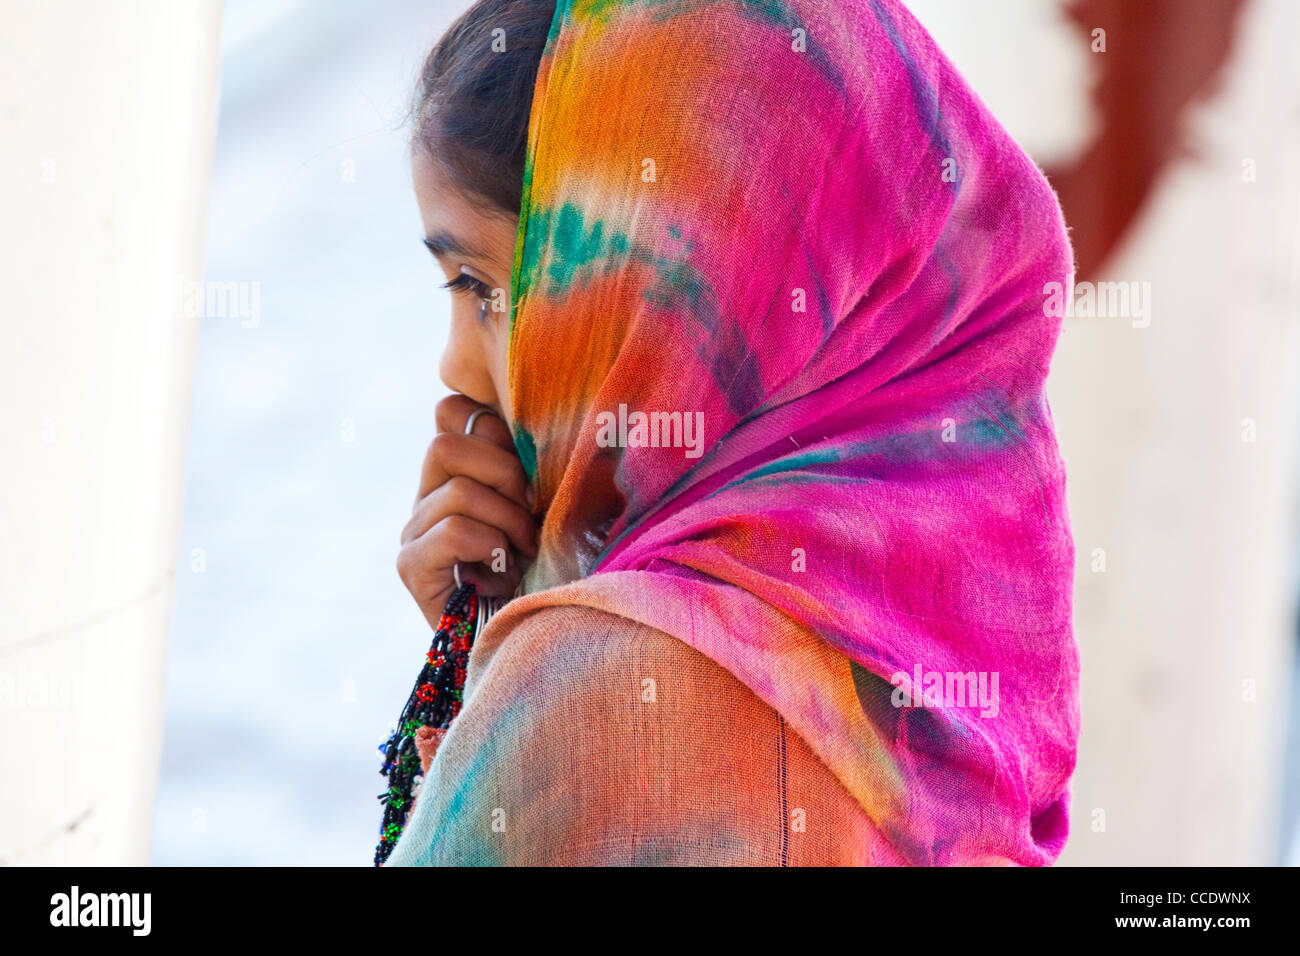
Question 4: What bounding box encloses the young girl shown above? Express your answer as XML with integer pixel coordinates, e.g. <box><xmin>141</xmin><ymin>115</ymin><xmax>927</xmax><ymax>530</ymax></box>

<box><xmin>378</xmin><ymin>0</ymin><xmax>1080</xmax><ymax>866</ymax></box>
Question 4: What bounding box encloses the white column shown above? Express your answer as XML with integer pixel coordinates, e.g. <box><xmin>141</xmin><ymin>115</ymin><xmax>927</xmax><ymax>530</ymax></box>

<box><xmin>0</xmin><ymin>0</ymin><xmax>221</xmax><ymax>864</ymax></box>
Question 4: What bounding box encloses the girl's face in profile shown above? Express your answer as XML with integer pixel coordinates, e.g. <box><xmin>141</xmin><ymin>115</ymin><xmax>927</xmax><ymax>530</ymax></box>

<box><xmin>411</xmin><ymin>147</ymin><xmax>519</xmax><ymax>429</ymax></box>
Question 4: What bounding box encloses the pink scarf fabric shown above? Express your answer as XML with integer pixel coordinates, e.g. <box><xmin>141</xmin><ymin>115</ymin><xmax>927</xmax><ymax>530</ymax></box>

<box><xmin>475</xmin><ymin>0</ymin><xmax>1081</xmax><ymax>865</ymax></box>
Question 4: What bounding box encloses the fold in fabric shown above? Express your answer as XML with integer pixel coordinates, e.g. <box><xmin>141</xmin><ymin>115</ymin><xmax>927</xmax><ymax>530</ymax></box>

<box><xmin>408</xmin><ymin>0</ymin><xmax>1080</xmax><ymax>866</ymax></box>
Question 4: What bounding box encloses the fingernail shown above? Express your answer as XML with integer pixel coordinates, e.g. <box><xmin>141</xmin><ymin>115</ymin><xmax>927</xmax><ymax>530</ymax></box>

<box><xmin>525</xmin><ymin>485</ymin><xmax>535</xmax><ymax>508</ymax></box>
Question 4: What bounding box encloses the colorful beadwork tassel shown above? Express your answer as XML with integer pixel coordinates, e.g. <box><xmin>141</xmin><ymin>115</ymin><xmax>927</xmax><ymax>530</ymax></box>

<box><xmin>373</xmin><ymin>581</ymin><xmax>478</xmax><ymax>866</ymax></box>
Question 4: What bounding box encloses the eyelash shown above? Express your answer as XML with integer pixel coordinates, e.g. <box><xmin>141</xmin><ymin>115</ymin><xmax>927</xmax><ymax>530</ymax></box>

<box><xmin>441</xmin><ymin>273</ymin><xmax>493</xmax><ymax>301</ymax></box>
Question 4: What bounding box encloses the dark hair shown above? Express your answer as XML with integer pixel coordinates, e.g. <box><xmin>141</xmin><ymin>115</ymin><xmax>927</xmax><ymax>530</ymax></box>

<box><xmin>413</xmin><ymin>0</ymin><xmax>558</xmax><ymax>218</ymax></box>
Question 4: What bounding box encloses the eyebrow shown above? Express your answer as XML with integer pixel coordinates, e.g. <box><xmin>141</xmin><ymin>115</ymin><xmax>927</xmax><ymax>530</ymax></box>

<box><xmin>422</xmin><ymin>230</ymin><xmax>493</xmax><ymax>264</ymax></box>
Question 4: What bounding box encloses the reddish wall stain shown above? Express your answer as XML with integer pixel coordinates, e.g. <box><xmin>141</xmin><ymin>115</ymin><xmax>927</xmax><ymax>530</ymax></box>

<box><xmin>1044</xmin><ymin>0</ymin><xmax>1250</xmax><ymax>280</ymax></box>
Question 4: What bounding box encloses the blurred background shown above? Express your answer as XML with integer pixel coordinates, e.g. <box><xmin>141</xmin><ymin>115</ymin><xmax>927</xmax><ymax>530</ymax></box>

<box><xmin>2</xmin><ymin>0</ymin><xmax>1297</xmax><ymax>866</ymax></box>
<box><xmin>146</xmin><ymin>0</ymin><xmax>462</xmax><ymax>866</ymax></box>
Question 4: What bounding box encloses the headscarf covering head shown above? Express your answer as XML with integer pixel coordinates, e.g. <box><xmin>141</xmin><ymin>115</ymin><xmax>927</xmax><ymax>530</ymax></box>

<box><xmin>490</xmin><ymin>0</ymin><xmax>1080</xmax><ymax>865</ymax></box>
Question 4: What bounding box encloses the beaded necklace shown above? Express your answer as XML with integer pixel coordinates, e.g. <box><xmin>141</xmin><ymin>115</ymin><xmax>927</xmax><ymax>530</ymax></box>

<box><xmin>375</xmin><ymin>402</ymin><xmax>516</xmax><ymax>865</ymax></box>
<box><xmin>373</xmin><ymin>580</ymin><xmax>478</xmax><ymax>866</ymax></box>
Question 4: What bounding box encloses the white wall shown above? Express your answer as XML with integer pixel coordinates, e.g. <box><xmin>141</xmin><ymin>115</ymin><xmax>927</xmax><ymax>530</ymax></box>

<box><xmin>0</xmin><ymin>0</ymin><xmax>222</xmax><ymax>864</ymax></box>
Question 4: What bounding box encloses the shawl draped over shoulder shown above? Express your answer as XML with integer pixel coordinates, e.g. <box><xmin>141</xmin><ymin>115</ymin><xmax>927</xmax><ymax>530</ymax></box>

<box><xmin>387</xmin><ymin>0</ymin><xmax>1080</xmax><ymax>866</ymax></box>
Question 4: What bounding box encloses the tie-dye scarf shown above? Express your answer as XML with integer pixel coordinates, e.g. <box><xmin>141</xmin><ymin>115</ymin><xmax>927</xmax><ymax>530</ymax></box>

<box><xmin>477</xmin><ymin>0</ymin><xmax>1079</xmax><ymax>865</ymax></box>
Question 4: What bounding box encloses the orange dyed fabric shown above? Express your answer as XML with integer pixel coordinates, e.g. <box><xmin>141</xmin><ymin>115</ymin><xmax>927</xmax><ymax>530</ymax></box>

<box><xmin>387</xmin><ymin>0</ymin><xmax>1078</xmax><ymax>866</ymax></box>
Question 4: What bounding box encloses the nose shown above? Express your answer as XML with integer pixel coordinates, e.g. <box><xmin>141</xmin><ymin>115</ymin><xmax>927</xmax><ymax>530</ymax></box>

<box><xmin>438</xmin><ymin>316</ymin><xmax>496</xmax><ymax>409</ymax></box>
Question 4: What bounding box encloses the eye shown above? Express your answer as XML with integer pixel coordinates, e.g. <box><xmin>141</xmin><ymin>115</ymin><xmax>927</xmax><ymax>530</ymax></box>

<box><xmin>441</xmin><ymin>273</ymin><xmax>493</xmax><ymax>301</ymax></box>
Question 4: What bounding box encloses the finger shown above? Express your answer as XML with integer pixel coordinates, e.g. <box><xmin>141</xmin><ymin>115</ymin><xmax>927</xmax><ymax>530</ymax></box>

<box><xmin>414</xmin><ymin>431</ymin><xmax>529</xmax><ymax>508</ymax></box>
<box><xmin>434</xmin><ymin>393</ymin><xmax>514</xmax><ymax>452</ymax></box>
<box><xmin>401</xmin><ymin>564</ymin><xmax>524</xmax><ymax>631</ymax></box>
<box><xmin>411</xmin><ymin>560</ymin><xmax>522</xmax><ymax>629</ymax></box>
<box><xmin>402</xmin><ymin>475</ymin><xmax>538</xmax><ymax>557</ymax></box>
<box><xmin>453</xmin><ymin>559</ymin><xmax>523</xmax><ymax>599</ymax></box>
<box><xmin>397</xmin><ymin>515</ymin><xmax>520</xmax><ymax>628</ymax></box>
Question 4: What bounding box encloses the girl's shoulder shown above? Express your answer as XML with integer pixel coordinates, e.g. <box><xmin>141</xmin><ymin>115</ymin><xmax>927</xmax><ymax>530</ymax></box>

<box><xmin>393</xmin><ymin>600</ymin><xmax>886</xmax><ymax>866</ymax></box>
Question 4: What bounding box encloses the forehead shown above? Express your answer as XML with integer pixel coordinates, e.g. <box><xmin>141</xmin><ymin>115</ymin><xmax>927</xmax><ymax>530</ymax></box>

<box><xmin>411</xmin><ymin>149</ymin><xmax>472</xmax><ymax>222</ymax></box>
<box><xmin>411</xmin><ymin>149</ymin><xmax>517</xmax><ymax>267</ymax></box>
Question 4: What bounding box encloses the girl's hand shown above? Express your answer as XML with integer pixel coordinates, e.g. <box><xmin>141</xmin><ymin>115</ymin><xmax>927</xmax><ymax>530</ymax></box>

<box><xmin>396</xmin><ymin>394</ymin><xmax>537</xmax><ymax>631</ymax></box>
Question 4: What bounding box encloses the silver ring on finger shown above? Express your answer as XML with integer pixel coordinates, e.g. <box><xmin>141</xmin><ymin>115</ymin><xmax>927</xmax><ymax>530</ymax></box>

<box><xmin>464</xmin><ymin>407</ymin><xmax>495</xmax><ymax>437</ymax></box>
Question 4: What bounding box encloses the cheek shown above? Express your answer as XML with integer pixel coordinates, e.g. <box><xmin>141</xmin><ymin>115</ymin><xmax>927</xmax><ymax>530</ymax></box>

<box><xmin>489</xmin><ymin>320</ymin><xmax>513</xmax><ymax>424</ymax></box>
